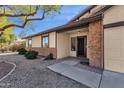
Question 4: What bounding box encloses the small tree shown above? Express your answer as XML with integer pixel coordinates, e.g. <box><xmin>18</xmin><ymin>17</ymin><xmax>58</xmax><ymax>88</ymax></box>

<box><xmin>0</xmin><ymin>17</ymin><xmax>16</xmax><ymax>52</ymax></box>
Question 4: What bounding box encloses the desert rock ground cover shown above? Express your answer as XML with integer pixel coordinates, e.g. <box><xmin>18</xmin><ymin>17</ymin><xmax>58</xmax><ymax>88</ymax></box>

<box><xmin>0</xmin><ymin>54</ymin><xmax>88</xmax><ymax>88</ymax></box>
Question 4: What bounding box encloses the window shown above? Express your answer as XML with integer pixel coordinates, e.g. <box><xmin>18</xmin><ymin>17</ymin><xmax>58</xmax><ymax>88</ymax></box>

<box><xmin>71</xmin><ymin>37</ymin><xmax>76</xmax><ymax>51</ymax></box>
<box><xmin>28</xmin><ymin>39</ymin><xmax>32</xmax><ymax>47</ymax></box>
<box><xmin>42</xmin><ymin>36</ymin><xmax>49</xmax><ymax>48</ymax></box>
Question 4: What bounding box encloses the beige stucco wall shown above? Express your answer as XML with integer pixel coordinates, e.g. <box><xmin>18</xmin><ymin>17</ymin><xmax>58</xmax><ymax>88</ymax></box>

<box><xmin>42</xmin><ymin>33</ymin><xmax>49</xmax><ymax>36</ymax></box>
<box><xmin>104</xmin><ymin>26</ymin><xmax>124</xmax><ymax>73</ymax></box>
<box><xmin>69</xmin><ymin>30</ymin><xmax>89</xmax><ymax>58</ymax></box>
<box><xmin>26</xmin><ymin>39</ymin><xmax>29</xmax><ymax>48</ymax></box>
<box><xmin>103</xmin><ymin>6</ymin><xmax>124</xmax><ymax>25</ymax></box>
<box><xmin>32</xmin><ymin>35</ymin><xmax>41</xmax><ymax>47</ymax></box>
<box><xmin>26</xmin><ymin>32</ymin><xmax>56</xmax><ymax>48</ymax></box>
<box><xmin>57</xmin><ymin>32</ymin><xmax>70</xmax><ymax>59</ymax></box>
<box><xmin>49</xmin><ymin>32</ymin><xmax>56</xmax><ymax>48</ymax></box>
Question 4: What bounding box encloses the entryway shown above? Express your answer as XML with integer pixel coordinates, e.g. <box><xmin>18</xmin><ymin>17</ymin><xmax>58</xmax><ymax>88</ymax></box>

<box><xmin>77</xmin><ymin>36</ymin><xmax>87</xmax><ymax>57</ymax></box>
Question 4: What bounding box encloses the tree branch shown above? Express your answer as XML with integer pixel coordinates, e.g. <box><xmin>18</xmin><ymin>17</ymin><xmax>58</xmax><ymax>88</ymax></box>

<box><xmin>0</xmin><ymin>6</ymin><xmax>38</xmax><ymax>17</ymax></box>
<box><xmin>0</xmin><ymin>5</ymin><xmax>58</xmax><ymax>31</ymax></box>
<box><xmin>0</xmin><ymin>10</ymin><xmax>45</xmax><ymax>31</ymax></box>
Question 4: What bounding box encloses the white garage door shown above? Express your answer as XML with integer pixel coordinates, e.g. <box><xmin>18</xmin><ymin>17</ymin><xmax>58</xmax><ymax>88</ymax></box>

<box><xmin>104</xmin><ymin>26</ymin><xmax>124</xmax><ymax>73</ymax></box>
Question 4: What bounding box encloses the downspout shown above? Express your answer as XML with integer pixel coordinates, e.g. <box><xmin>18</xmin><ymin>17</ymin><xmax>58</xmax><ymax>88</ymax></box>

<box><xmin>98</xmin><ymin>13</ymin><xmax>104</xmax><ymax>88</ymax></box>
<box><xmin>101</xmin><ymin>13</ymin><xmax>104</xmax><ymax>69</ymax></box>
<box><xmin>100</xmin><ymin>13</ymin><xmax>104</xmax><ymax>69</ymax></box>
<box><xmin>56</xmin><ymin>31</ymin><xmax>57</xmax><ymax>59</ymax></box>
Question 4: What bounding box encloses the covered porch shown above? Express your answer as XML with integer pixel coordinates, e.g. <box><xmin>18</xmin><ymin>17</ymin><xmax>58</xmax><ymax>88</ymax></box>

<box><xmin>56</xmin><ymin>20</ymin><xmax>103</xmax><ymax>68</ymax></box>
<box><xmin>56</xmin><ymin>27</ymin><xmax>89</xmax><ymax>59</ymax></box>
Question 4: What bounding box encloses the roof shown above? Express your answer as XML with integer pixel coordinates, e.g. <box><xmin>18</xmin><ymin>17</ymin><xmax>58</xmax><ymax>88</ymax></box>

<box><xmin>23</xmin><ymin>5</ymin><xmax>113</xmax><ymax>39</ymax></box>
<box><xmin>23</xmin><ymin>13</ymin><xmax>102</xmax><ymax>39</ymax></box>
<box><xmin>68</xmin><ymin>5</ymin><xmax>96</xmax><ymax>23</ymax></box>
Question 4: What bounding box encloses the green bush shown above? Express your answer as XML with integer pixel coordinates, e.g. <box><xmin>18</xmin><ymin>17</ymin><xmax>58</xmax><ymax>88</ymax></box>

<box><xmin>18</xmin><ymin>48</ymin><xmax>27</xmax><ymax>55</ymax></box>
<box><xmin>24</xmin><ymin>51</ymin><xmax>38</xmax><ymax>59</ymax></box>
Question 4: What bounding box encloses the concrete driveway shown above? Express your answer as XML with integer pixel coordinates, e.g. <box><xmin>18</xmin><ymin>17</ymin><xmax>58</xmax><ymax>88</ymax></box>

<box><xmin>100</xmin><ymin>70</ymin><xmax>124</xmax><ymax>88</ymax></box>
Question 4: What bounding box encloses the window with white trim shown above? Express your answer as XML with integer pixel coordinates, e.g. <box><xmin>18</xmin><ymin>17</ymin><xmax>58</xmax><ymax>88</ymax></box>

<box><xmin>42</xmin><ymin>36</ymin><xmax>49</xmax><ymax>48</ymax></box>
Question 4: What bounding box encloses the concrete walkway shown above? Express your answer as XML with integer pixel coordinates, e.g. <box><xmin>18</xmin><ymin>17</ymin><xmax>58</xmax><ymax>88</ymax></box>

<box><xmin>48</xmin><ymin>60</ymin><xmax>124</xmax><ymax>88</ymax></box>
<box><xmin>48</xmin><ymin>61</ymin><xmax>101</xmax><ymax>88</ymax></box>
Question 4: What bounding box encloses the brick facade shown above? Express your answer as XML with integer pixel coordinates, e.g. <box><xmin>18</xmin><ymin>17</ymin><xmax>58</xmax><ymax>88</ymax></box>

<box><xmin>89</xmin><ymin>20</ymin><xmax>103</xmax><ymax>68</ymax></box>
<box><xmin>26</xmin><ymin>48</ymin><xmax>57</xmax><ymax>58</ymax></box>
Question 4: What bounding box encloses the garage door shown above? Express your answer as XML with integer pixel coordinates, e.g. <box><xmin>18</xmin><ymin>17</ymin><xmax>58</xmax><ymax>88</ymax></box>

<box><xmin>104</xmin><ymin>26</ymin><xmax>124</xmax><ymax>73</ymax></box>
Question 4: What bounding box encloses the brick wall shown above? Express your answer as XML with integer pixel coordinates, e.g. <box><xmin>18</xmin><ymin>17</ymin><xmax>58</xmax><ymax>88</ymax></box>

<box><xmin>26</xmin><ymin>48</ymin><xmax>57</xmax><ymax>58</ymax></box>
<box><xmin>89</xmin><ymin>20</ymin><xmax>103</xmax><ymax>68</ymax></box>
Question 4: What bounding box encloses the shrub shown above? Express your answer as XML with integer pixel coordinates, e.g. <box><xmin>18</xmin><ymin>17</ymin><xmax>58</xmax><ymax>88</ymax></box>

<box><xmin>9</xmin><ymin>41</ymin><xmax>26</xmax><ymax>52</ymax></box>
<box><xmin>18</xmin><ymin>48</ymin><xmax>27</xmax><ymax>55</ymax></box>
<box><xmin>25</xmin><ymin>51</ymin><xmax>38</xmax><ymax>59</ymax></box>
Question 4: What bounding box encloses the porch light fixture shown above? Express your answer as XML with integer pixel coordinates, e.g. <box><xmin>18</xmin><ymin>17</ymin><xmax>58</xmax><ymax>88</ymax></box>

<box><xmin>78</xmin><ymin>31</ymin><xmax>81</xmax><ymax>36</ymax></box>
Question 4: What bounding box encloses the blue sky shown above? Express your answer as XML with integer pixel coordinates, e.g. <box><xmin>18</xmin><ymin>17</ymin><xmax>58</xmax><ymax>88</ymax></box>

<box><xmin>13</xmin><ymin>5</ymin><xmax>88</xmax><ymax>38</ymax></box>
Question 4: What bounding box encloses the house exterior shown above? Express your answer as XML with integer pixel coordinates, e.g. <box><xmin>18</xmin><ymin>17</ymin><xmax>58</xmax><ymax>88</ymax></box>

<box><xmin>23</xmin><ymin>5</ymin><xmax>124</xmax><ymax>74</ymax></box>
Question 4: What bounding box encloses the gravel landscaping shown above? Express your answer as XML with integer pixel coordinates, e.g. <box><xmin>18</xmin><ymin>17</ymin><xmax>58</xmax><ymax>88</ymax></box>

<box><xmin>0</xmin><ymin>54</ymin><xmax>88</xmax><ymax>88</ymax></box>
<box><xmin>0</xmin><ymin>62</ymin><xmax>14</xmax><ymax>80</ymax></box>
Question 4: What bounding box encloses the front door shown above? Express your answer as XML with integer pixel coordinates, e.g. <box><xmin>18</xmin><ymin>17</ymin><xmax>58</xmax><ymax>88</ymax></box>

<box><xmin>77</xmin><ymin>36</ymin><xmax>87</xmax><ymax>57</ymax></box>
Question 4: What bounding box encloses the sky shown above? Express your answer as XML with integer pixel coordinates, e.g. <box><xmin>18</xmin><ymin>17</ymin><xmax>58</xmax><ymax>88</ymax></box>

<box><xmin>12</xmin><ymin>5</ymin><xmax>88</xmax><ymax>38</ymax></box>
